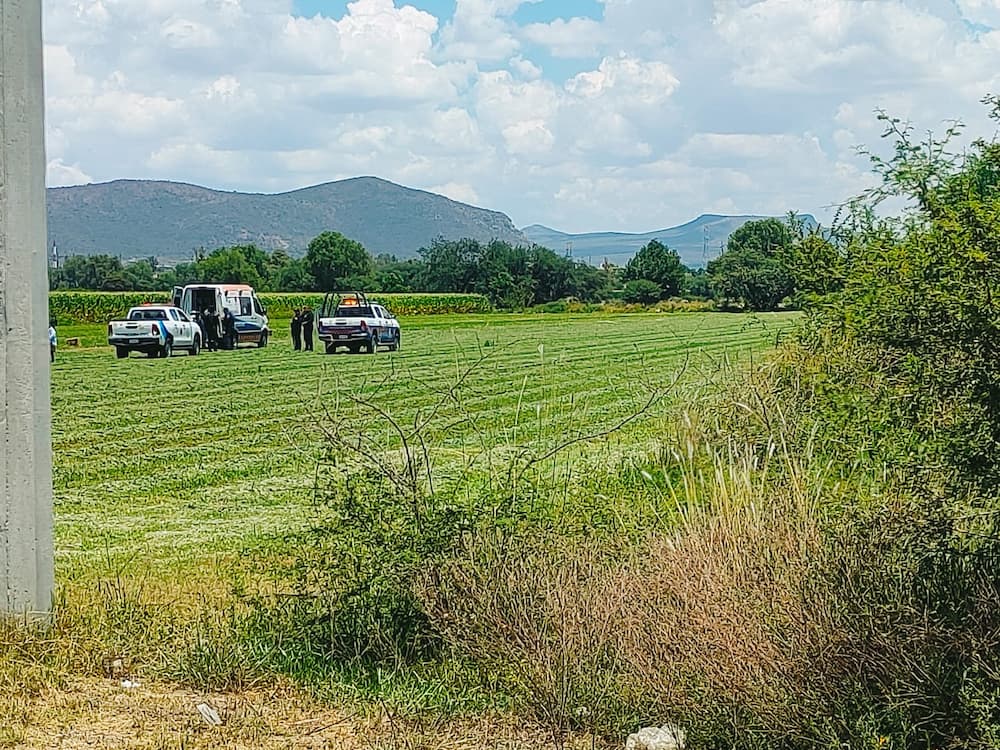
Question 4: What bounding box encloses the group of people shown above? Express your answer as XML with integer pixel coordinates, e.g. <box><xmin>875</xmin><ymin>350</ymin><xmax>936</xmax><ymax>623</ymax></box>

<box><xmin>290</xmin><ymin>307</ymin><xmax>315</xmax><ymax>351</ymax></box>
<box><xmin>192</xmin><ymin>308</ymin><xmax>238</xmax><ymax>351</ymax></box>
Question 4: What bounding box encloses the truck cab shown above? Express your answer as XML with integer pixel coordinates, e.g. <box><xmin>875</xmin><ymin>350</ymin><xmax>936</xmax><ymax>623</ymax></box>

<box><xmin>172</xmin><ymin>283</ymin><xmax>270</xmax><ymax>348</ymax></box>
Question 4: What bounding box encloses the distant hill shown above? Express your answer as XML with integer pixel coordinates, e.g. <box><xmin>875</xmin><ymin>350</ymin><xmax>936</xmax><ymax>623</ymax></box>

<box><xmin>521</xmin><ymin>214</ymin><xmax>818</xmax><ymax>268</ymax></box>
<box><xmin>46</xmin><ymin>177</ymin><xmax>527</xmax><ymax>261</ymax></box>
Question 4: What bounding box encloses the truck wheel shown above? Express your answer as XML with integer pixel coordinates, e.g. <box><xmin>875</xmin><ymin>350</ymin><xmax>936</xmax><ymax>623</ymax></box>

<box><xmin>257</xmin><ymin>331</ymin><xmax>268</xmax><ymax>348</ymax></box>
<box><xmin>389</xmin><ymin>330</ymin><xmax>401</xmax><ymax>352</ymax></box>
<box><xmin>160</xmin><ymin>340</ymin><xmax>173</xmax><ymax>358</ymax></box>
<box><xmin>366</xmin><ymin>338</ymin><xmax>376</xmax><ymax>354</ymax></box>
<box><xmin>190</xmin><ymin>336</ymin><xmax>201</xmax><ymax>356</ymax></box>
<box><xmin>325</xmin><ymin>342</ymin><xmax>337</xmax><ymax>355</ymax></box>
<box><xmin>115</xmin><ymin>346</ymin><xmax>129</xmax><ymax>359</ymax></box>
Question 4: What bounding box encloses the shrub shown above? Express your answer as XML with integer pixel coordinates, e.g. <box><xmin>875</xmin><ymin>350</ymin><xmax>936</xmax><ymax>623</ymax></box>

<box><xmin>423</xmin><ymin>532</ymin><xmax>636</xmax><ymax>745</ymax></box>
<box><xmin>622</xmin><ymin>279</ymin><xmax>662</xmax><ymax>305</ymax></box>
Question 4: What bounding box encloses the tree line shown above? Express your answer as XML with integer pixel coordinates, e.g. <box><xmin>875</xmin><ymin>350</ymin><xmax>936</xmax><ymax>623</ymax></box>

<box><xmin>49</xmin><ymin>219</ymin><xmax>837</xmax><ymax>311</ymax></box>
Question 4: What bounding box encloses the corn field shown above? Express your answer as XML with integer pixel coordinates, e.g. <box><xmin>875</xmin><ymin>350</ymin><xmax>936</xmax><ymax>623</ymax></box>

<box><xmin>49</xmin><ymin>291</ymin><xmax>493</xmax><ymax>323</ymax></box>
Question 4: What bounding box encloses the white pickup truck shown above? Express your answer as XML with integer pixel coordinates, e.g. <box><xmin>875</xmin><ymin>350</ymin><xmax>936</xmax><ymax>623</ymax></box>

<box><xmin>107</xmin><ymin>304</ymin><xmax>202</xmax><ymax>359</ymax></box>
<box><xmin>317</xmin><ymin>291</ymin><xmax>401</xmax><ymax>354</ymax></box>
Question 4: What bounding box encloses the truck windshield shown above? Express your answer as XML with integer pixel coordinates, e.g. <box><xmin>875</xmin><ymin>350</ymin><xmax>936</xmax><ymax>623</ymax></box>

<box><xmin>336</xmin><ymin>306</ymin><xmax>373</xmax><ymax>317</ymax></box>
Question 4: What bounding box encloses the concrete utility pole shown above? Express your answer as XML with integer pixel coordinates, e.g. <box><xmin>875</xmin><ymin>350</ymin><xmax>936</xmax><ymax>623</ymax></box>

<box><xmin>1</xmin><ymin>0</ymin><xmax>54</xmax><ymax>617</ymax></box>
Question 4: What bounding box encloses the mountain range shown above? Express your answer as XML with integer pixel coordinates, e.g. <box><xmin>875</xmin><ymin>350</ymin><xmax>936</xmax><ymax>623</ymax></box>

<box><xmin>46</xmin><ymin>177</ymin><xmax>813</xmax><ymax>267</ymax></box>
<box><xmin>519</xmin><ymin>214</ymin><xmax>818</xmax><ymax>268</ymax></box>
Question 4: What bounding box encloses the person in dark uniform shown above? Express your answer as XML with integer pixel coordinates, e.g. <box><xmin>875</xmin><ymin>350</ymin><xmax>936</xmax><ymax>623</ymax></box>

<box><xmin>290</xmin><ymin>308</ymin><xmax>302</xmax><ymax>351</ymax></box>
<box><xmin>203</xmin><ymin>308</ymin><xmax>219</xmax><ymax>351</ymax></box>
<box><xmin>300</xmin><ymin>306</ymin><xmax>315</xmax><ymax>351</ymax></box>
<box><xmin>222</xmin><ymin>308</ymin><xmax>237</xmax><ymax>349</ymax></box>
<box><xmin>193</xmin><ymin>310</ymin><xmax>206</xmax><ymax>346</ymax></box>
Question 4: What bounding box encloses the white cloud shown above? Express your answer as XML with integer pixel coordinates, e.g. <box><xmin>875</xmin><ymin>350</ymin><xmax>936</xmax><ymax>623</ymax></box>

<box><xmin>566</xmin><ymin>54</ymin><xmax>679</xmax><ymax>107</ymax></box>
<box><xmin>715</xmin><ymin>0</ymin><xmax>958</xmax><ymax>91</ymax></box>
<box><xmin>508</xmin><ymin>55</ymin><xmax>542</xmax><ymax>80</ymax></box>
<box><xmin>47</xmin><ymin>158</ymin><xmax>93</xmax><ymax>186</ymax></box>
<box><xmin>520</xmin><ymin>16</ymin><xmax>604</xmax><ymax>58</ymax></box>
<box><xmin>428</xmin><ymin>181</ymin><xmax>481</xmax><ymax>204</ymax></box>
<box><xmin>39</xmin><ymin>0</ymin><xmax>1000</xmax><ymax>235</ymax></box>
<box><xmin>956</xmin><ymin>0</ymin><xmax>1000</xmax><ymax>27</ymax></box>
<box><xmin>438</xmin><ymin>0</ymin><xmax>534</xmax><ymax>62</ymax></box>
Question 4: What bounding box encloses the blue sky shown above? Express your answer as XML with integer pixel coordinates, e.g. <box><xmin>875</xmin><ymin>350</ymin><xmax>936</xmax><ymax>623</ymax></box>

<box><xmin>293</xmin><ymin>0</ymin><xmax>456</xmax><ymax>22</ymax></box>
<box><xmin>291</xmin><ymin>1</ymin><xmax>605</xmax><ymax>26</ymax></box>
<box><xmin>40</xmin><ymin>0</ymin><xmax>1000</xmax><ymax>232</ymax></box>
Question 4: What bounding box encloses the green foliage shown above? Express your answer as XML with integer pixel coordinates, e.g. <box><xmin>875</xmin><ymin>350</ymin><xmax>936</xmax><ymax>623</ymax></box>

<box><xmin>268</xmin><ymin>257</ymin><xmax>314</xmax><ymax>291</ymax></box>
<box><xmin>50</xmin><ymin>254</ymin><xmax>127</xmax><ymax>291</ymax></box>
<box><xmin>195</xmin><ymin>245</ymin><xmax>265</xmax><ymax>288</ymax></box>
<box><xmin>621</xmin><ymin>279</ymin><xmax>663</xmax><ymax>304</ymax></box>
<box><xmin>784</xmin><ymin>231</ymin><xmax>843</xmax><ymax>302</ymax></box>
<box><xmin>681</xmin><ymin>267</ymin><xmax>712</xmax><ymax>299</ymax></box>
<box><xmin>48</xmin><ymin>291</ymin><xmax>493</xmax><ymax>322</ymax></box>
<box><xmin>673</xmin><ymin>97</ymin><xmax>1000</xmax><ymax>748</ymax></box>
<box><xmin>815</xmin><ymin>102</ymin><xmax>1000</xmax><ymax>493</ymax></box>
<box><xmin>252</xmin><ymin>464</ymin><xmax>468</xmax><ymax>665</ymax></box>
<box><xmin>419</xmin><ymin>237</ymin><xmax>480</xmax><ymax>293</ymax></box>
<box><xmin>708</xmin><ymin>218</ymin><xmax>795</xmax><ymax>311</ymax></box>
<box><xmin>622</xmin><ymin>239</ymin><xmax>686</xmax><ymax>298</ymax></box>
<box><xmin>418</xmin><ymin>238</ymin><xmax>610</xmax><ymax>307</ymax></box>
<box><xmin>305</xmin><ymin>231</ymin><xmax>373</xmax><ymax>291</ymax></box>
<box><xmin>46</xmin><ymin>235</ymin><xmax>613</xmax><ymax>308</ymax></box>
<box><xmin>373</xmin><ymin>256</ymin><xmax>425</xmax><ymax>293</ymax></box>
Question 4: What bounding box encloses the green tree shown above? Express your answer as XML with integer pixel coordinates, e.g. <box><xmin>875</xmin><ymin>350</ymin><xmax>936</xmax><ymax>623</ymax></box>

<box><xmin>272</xmin><ymin>259</ymin><xmax>315</xmax><ymax>291</ymax></box>
<box><xmin>122</xmin><ymin>259</ymin><xmax>157</xmax><ymax>291</ymax></box>
<box><xmin>622</xmin><ymin>279</ymin><xmax>663</xmax><ymax>304</ymax></box>
<box><xmin>57</xmin><ymin>254</ymin><xmax>125</xmax><ymax>289</ymax></box>
<box><xmin>681</xmin><ymin>267</ymin><xmax>712</xmax><ymax>300</ymax></box>
<box><xmin>806</xmin><ymin>98</ymin><xmax>1000</xmax><ymax>491</ymax></box>
<box><xmin>373</xmin><ymin>257</ymin><xmax>425</xmax><ymax>293</ymax></box>
<box><xmin>157</xmin><ymin>262</ymin><xmax>199</xmax><ymax>289</ymax></box>
<box><xmin>196</xmin><ymin>246</ymin><xmax>263</xmax><ymax>287</ymax></box>
<box><xmin>305</xmin><ymin>232</ymin><xmax>373</xmax><ymax>291</ymax></box>
<box><xmin>419</xmin><ymin>238</ymin><xmax>480</xmax><ymax>293</ymax></box>
<box><xmin>707</xmin><ymin>218</ymin><xmax>794</xmax><ymax>311</ymax></box>
<box><xmin>622</xmin><ymin>240</ymin><xmax>685</xmax><ymax>298</ymax></box>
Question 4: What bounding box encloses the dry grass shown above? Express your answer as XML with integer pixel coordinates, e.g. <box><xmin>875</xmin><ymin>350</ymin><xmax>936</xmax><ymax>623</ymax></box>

<box><xmin>423</xmin><ymin>534</ymin><xmax>629</xmax><ymax>745</ymax></box>
<box><xmin>421</xmin><ymin>417</ymin><xmax>849</xmax><ymax>744</ymax></box>
<box><xmin>613</xmin><ymin>439</ymin><xmax>825</xmax><ymax>735</ymax></box>
<box><xmin>4</xmin><ymin>675</ymin><xmax>602</xmax><ymax>750</ymax></box>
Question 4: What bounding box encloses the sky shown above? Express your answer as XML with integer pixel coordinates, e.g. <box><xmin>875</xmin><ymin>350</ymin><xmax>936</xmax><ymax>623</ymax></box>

<box><xmin>42</xmin><ymin>0</ymin><xmax>1000</xmax><ymax>233</ymax></box>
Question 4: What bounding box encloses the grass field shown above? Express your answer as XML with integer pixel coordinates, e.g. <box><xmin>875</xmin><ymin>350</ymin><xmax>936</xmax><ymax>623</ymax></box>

<box><xmin>51</xmin><ymin>312</ymin><xmax>795</xmax><ymax>582</ymax></box>
<box><xmin>0</xmin><ymin>311</ymin><xmax>801</xmax><ymax>747</ymax></box>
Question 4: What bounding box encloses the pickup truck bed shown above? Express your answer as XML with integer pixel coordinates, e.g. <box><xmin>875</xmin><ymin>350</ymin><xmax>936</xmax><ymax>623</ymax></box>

<box><xmin>108</xmin><ymin>306</ymin><xmax>202</xmax><ymax>358</ymax></box>
<box><xmin>317</xmin><ymin>301</ymin><xmax>400</xmax><ymax>354</ymax></box>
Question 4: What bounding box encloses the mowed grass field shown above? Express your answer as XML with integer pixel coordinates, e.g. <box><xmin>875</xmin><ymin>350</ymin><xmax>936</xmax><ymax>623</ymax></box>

<box><xmin>51</xmin><ymin>312</ymin><xmax>796</xmax><ymax>582</ymax></box>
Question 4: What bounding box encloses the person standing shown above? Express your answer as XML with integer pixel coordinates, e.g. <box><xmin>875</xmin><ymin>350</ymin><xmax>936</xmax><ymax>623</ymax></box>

<box><xmin>290</xmin><ymin>308</ymin><xmax>302</xmax><ymax>351</ymax></box>
<box><xmin>222</xmin><ymin>308</ymin><xmax>237</xmax><ymax>349</ymax></box>
<box><xmin>300</xmin><ymin>306</ymin><xmax>314</xmax><ymax>351</ymax></box>
<box><xmin>48</xmin><ymin>321</ymin><xmax>57</xmax><ymax>363</ymax></box>
<box><xmin>203</xmin><ymin>308</ymin><xmax>219</xmax><ymax>351</ymax></box>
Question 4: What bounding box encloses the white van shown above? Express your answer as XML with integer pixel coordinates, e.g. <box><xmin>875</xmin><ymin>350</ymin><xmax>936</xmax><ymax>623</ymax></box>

<box><xmin>171</xmin><ymin>283</ymin><xmax>270</xmax><ymax>348</ymax></box>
